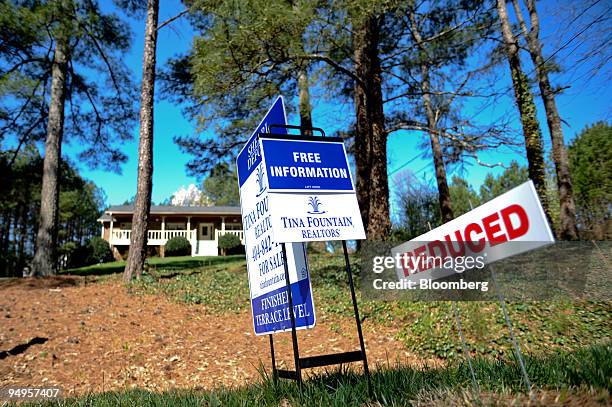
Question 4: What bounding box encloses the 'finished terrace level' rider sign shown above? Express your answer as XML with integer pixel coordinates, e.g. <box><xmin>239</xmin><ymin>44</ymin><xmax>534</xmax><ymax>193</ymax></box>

<box><xmin>259</xmin><ymin>136</ymin><xmax>366</xmax><ymax>243</ymax></box>
<box><xmin>237</xmin><ymin>96</ymin><xmax>316</xmax><ymax>336</ymax></box>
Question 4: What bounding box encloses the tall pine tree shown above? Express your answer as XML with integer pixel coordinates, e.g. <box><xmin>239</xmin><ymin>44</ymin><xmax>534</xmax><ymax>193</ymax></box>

<box><xmin>0</xmin><ymin>0</ymin><xmax>137</xmax><ymax>276</ymax></box>
<box><xmin>496</xmin><ymin>0</ymin><xmax>552</xmax><ymax>225</ymax></box>
<box><xmin>123</xmin><ymin>0</ymin><xmax>159</xmax><ymax>282</ymax></box>
<box><xmin>510</xmin><ymin>0</ymin><xmax>578</xmax><ymax>239</ymax></box>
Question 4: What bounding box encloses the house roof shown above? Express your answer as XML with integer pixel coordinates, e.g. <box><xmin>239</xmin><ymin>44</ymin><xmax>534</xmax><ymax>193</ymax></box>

<box><xmin>97</xmin><ymin>205</ymin><xmax>241</xmax><ymax>222</ymax></box>
<box><xmin>98</xmin><ymin>213</ymin><xmax>114</xmax><ymax>222</ymax></box>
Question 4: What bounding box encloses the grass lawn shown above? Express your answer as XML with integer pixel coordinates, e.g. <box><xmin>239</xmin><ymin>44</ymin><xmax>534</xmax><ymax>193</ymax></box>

<box><xmin>54</xmin><ymin>252</ymin><xmax>611</xmax><ymax>405</ymax></box>
<box><xmin>34</xmin><ymin>343</ymin><xmax>611</xmax><ymax>406</ymax></box>
<box><xmin>65</xmin><ymin>252</ymin><xmax>611</xmax><ymax>360</ymax></box>
<box><xmin>62</xmin><ymin>255</ymin><xmax>244</xmax><ymax>276</ymax></box>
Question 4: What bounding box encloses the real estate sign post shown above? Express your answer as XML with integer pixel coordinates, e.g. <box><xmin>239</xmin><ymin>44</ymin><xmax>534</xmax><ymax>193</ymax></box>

<box><xmin>236</xmin><ymin>97</ymin><xmax>316</xmax><ymax>336</ymax></box>
<box><xmin>236</xmin><ymin>97</ymin><xmax>371</xmax><ymax>391</ymax></box>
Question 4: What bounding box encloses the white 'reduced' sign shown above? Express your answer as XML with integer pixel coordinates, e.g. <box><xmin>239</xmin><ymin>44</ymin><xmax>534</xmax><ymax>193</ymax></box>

<box><xmin>391</xmin><ymin>180</ymin><xmax>555</xmax><ymax>282</ymax></box>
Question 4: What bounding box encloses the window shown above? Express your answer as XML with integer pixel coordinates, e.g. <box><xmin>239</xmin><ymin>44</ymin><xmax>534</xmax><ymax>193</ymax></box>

<box><xmin>166</xmin><ymin>222</ymin><xmax>186</xmax><ymax>230</ymax></box>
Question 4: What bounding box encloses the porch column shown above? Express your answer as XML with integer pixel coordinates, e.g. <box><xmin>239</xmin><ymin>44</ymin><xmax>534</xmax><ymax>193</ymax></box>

<box><xmin>161</xmin><ymin>216</ymin><xmax>166</xmax><ymax>241</ymax></box>
<box><xmin>100</xmin><ymin>221</ymin><xmax>104</xmax><ymax>238</ymax></box>
<box><xmin>187</xmin><ymin>216</ymin><xmax>194</xmax><ymax>256</ymax></box>
<box><xmin>221</xmin><ymin>216</ymin><xmax>226</xmax><ymax>232</ymax></box>
<box><xmin>109</xmin><ymin>213</ymin><xmax>114</xmax><ymax>247</ymax></box>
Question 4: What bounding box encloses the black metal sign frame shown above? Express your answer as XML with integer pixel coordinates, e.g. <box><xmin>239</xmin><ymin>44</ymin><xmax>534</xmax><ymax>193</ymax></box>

<box><xmin>259</xmin><ymin>124</ymin><xmax>372</xmax><ymax>394</ymax></box>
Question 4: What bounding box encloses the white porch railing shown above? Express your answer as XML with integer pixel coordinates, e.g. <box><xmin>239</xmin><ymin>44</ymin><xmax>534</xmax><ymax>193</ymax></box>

<box><xmin>110</xmin><ymin>229</ymin><xmax>245</xmax><ymax>246</ymax></box>
<box><xmin>215</xmin><ymin>229</ymin><xmax>245</xmax><ymax>244</ymax></box>
<box><xmin>110</xmin><ymin>229</ymin><xmax>197</xmax><ymax>245</ymax></box>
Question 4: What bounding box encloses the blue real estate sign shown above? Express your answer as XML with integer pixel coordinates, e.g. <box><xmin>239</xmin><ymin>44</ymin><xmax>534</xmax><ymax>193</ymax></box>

<box><xmin>236</xmin><ymin>96</ymin><xmax>316</xmax><ymax>336</ymax></box>
<box><xmin>259</xmin><ymin>136</ymin><xmax>366</xmax><ymax>243</ymax></box>
<box><xmin>260</xmin><ymin>138</ymin><xmax>354</xmax><ymax>191</ymax></box>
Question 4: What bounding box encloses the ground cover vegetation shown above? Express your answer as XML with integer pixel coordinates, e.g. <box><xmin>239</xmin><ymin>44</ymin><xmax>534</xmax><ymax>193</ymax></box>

<box><xmin>1</xmin><ymin>0</ymin><xmax>610</xmax><ymax>404</ymax></box>
<box><xmin>54</xmin><ymin>253</ymin><xmax>612</xmax><ymax>404</ymax></box>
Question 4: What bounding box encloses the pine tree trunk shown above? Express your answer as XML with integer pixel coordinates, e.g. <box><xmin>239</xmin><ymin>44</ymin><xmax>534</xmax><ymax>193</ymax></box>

<box><xmin>297</xmin><ymin>66</ymin><xmax>313</xmax><ymax>136</ymax></box>
<box><xmin>422</xmin><ymin>66</ymin><xmax>454</xmax><ymax>223</ymax></box>
<box><xmin>17</xmin><ymin>195</ymin><xmax>29</xmax><ymax>274</ymax></box>
<box><xmin>31</xmin><ymin>38</ymin><xmax>69</xmax><ymax>277</ymax></box>
<box><xmin>123</xmin><ymin>0</ymin><xmax>159</xmax><ymax>283</ymax></box>
<box><xmin>12</xmin><ymin>214</ymin><xmax>19</xmax><ymax>274</ymax></box>
<box><xmin>353</xmin><ymin>62</ymin><xmax>371</xmax><ymax>235</ymax></box>
<box><xmin>496</xmin><ymin>0</ymin><xmax>552</xmax><ymax>224</ymax></box>
<box><xmin>294</xmin><ymin>0</ymin><xmax>313</xmax><ymax>137</ymax></box>
<box><xmin>431</xmin><ymin>135</ymin><xmax>454</xmax><ymax>223</ymax></box>
<box><xmin>512</xmin><ymin>0</ymin><xmax>578</xmax><ymax>240</ymax></box>
<box><xmin>1</xmin><ymin>212</ymin><xmax>11</xmax><ymax>276</ymax></box>
<box><xmin>408</xmin><ymin>11</ymin><xmax>454</xmax><ymax>223</ymax></box>
<box><xmin>353</xmin><ymin>14</ymin><xmax>390</xmax><ymax>240</ymax></box>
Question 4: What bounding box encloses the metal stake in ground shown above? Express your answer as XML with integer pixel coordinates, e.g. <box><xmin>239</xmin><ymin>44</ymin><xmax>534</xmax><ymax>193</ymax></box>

<box><xmin>465</xmin><ymin>199</ymin><xmax>532</xmax><ymax>395</ymax></box>
<box><xmin>341</xmin><ymin>240</ymin><xmax>373</xmax><ymax>395</ymax></box>
<box><xmin>269</xmin><ymin>335</ymin><xmax>278</xmax><ymax>384</ymax></box>
<box><xmin>281</xmin><ymin>242</ymin><xmax>303</xmax><ymax>387</ymax></box>
<box><xmin>427</xmin><ymin>221</ymin><xmax>479</xmax><ymax>394</ymax></box>
<box><xmin>489</xmin><ymin>266</ymin><xmax>532</xmax><ymax>394</ymax></box>
<box><xmin>451</xmin><ymin>301</ymin><xmax>480</xmax><ymax>394</ymax></box>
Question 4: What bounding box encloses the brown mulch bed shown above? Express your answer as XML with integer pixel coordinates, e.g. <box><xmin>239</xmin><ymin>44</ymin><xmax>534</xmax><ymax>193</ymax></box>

<box><xmin>0</xmin><ymin>276</ymin><xmax>421</xmax><ymax>397</ymax></box>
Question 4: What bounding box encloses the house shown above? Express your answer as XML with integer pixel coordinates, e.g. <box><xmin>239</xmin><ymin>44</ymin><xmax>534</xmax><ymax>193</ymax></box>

<box><xmin>97</xmin><ymin>205</ymin><xmax>243</xmax><ymax>259</ymax></box>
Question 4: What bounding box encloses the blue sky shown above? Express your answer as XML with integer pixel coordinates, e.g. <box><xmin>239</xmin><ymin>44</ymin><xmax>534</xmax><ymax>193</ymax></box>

<box><xmin>62</xmin><ymin>0</ymin><xmax>610</xmax><ymax>215</ymax></box>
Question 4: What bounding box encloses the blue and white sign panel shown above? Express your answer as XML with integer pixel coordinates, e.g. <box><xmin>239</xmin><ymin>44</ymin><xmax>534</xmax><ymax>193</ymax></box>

<box><xmin>266</xmin><ymin>192</ymin><xmax>366</xmax><ymax>242</ymax></box>
<box><xmin>260</xmin><ymin>137</ymin><xmax>366</xmax><ymax>243</ymax></box>
<box><xmin>236</xmin><ymin>96</ymin><xmax>316</xmax><ymax>336</ymax></box>
<box><xmin>261</xmin><ymin>138</ymin><xmax>354</xmax><ymax>192</ymax></box>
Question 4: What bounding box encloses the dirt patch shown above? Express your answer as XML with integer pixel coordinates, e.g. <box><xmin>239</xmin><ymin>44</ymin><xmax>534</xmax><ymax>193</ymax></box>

<box><xmin>0</xmin><ymin>275</ymin><xmax>84</xmax><ymax>290</ymax></box>
<box><xmin>0</xmin><ymin>277</ymin><xmax>421</xmax><ymax>397</ymax></box>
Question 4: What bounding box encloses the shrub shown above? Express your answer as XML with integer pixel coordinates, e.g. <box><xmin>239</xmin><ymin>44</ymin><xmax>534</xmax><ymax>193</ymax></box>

<box><xmin>218</xmin><ymin>233</ymin><xmax>241</xmax><ymax>249</ymax></box>
<box><xmin>218</xmin><ymin>233</ymin><xmax>242</xmax><ymax>255</ymax></box>
<box><xmin>88</xmin><ymin>237</ymin><xmax>113</xmax><ymax>263</ymax></box>
<box><xmin>60</xmin><ymin>237</ymin><xmax>113</xmax><ymax>269</ymax></box>
<box><xmin>165</xmin><ymin>236</ymin><xmax>191</xmax><ymax>257</ymax></box>
<box><xmin>61</xmin><ymin>242</ymin><xmax>91</xmax><ymax>269</ymax></box>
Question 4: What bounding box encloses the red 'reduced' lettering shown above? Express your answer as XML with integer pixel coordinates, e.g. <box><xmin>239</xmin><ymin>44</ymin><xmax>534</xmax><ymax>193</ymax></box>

<box><xmin>482</xmin><ymin>212</ymin><xmax>508</xmax><ymax>246</ymax></box>
<box><xmin>428</xmin><ymin>240</ymin><xmax>447</xmax><ymax>258</ymax></box>
<box><xmin>427</xmin><ymin>240</ymin><xmax>447</xmax><ymax>270</ymax></box>
<box><xmin>402</xmin><ymin>251</ymin><xmax>415</xmax><ymax>277</ymax></box>
<box><xmin>444</xmin><ymin>231</ymin><xmax>466</xmax><ymax>257</ymax></box>
<box><xmin>399</xmin><ymin>202</ymin><xmax>533</xmax><ymax>277</ymax></box>
<box><xmin>501</xmin><ymin>204</ymin><xmax>530</xmax><ymax>239</ymax></box>
<box><xmin>413</xmin><ymin>245</ymin><xmax>429</xmax><ymax>271</ymax></box>
<box><xmin>464</xmin><ymin>223</ymin><xmax>485</xmax><ymax>252</ymax></box>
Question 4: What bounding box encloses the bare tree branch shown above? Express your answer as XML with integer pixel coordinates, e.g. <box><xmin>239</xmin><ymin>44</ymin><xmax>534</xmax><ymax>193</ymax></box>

<box><xmin>300</xmin><ymin>54</ymin><xmax>364</xmax><ymax>87</ymax></box>
<box><xmin>158</xmin><ymin>9</ymin><xmax>189</xmax><ymax>31</ymax></box>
